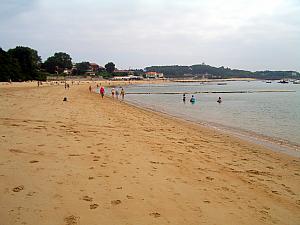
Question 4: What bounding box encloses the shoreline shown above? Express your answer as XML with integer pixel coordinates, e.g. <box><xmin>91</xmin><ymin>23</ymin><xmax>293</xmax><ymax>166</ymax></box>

<box><xmin>1</xmin><ymin>83</ymin><xmax>300</xmax><ymax>225</ymax></box>
<box><xmin>172</xmin><ymin>78</ymin><xmax>257</xmax><ymax>82</ymax></box>
<box><xmin>124</xmin><ymin>98</ymin><xmax>300</xmax><ymax>158</ymax></box>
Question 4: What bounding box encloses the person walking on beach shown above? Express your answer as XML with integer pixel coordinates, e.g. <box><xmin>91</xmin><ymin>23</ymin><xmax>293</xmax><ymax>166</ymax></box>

<box><xmin>120</xmin><ymin>88</ymin><xmax>125</xmax><ymax>100</ymax></box>
<box><xmin>100</xmin><ymin>86</ymin><xmax>105</xmax><ymax>98</ymax></box>
<box><xmin>111</xmin><ymin>88</ymin><xmax>115</xmax><ymax>98</ymax></box>
<box><xmin>183</xmin><ymin>94</ymin><xmax>186</xmax><ymax>103</ymax></box>
<box><xmin>89</xmin><ymin>85</ymin><xmax>92</xmax><ymax>92</ymax></box>
<box><xmin>115</xmin><ymin>88</ymin><xmax>119</xmax><ymax>99</ymax></box>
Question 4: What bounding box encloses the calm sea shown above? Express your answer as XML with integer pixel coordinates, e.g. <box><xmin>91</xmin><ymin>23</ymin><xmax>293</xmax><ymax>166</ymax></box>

<box><xmin>120</xmin><ymin>80</ymin><xmax>300</xmax><ymax>152</ymax></box>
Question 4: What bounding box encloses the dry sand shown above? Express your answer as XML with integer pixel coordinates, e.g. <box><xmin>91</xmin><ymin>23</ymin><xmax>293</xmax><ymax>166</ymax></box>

<box><xmin>0</xmin><ymin>82</ymin><xmax>299</xmax><ymax>225</ymax></box>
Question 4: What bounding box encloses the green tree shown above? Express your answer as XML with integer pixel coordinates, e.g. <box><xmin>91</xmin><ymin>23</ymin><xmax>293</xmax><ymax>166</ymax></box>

<box><xmin>7</xmin><ymin>46</ymin><xmax>41</xmax><ymax>80</ymax></box>
<box><xmin>0</xmin><ymin>48</ymin><xmax>22</xmax><ymax>81</ymax></box>
<box><xmin>75</xmin><ymin>62</ymin><xmax>90</xmax><ymax>75</ymax></box>
<box><xmin>105</xmin><ymin>62</ymin><xmax>115</xmax><ymax>73</ymax></box>
<box><xmin>43</xmin><ymin>52</ymin><xmax>72</xmax><ymax>74</ymax></box>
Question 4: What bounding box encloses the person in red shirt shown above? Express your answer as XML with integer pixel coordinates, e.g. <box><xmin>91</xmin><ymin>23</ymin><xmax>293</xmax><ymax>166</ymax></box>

<box><xmin>100</xmin><ymin>87</ymin><xmax>105</xmax><ymax>98</ymax></box>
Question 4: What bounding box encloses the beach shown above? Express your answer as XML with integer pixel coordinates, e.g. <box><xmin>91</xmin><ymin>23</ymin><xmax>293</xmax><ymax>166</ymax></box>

<box><xmin>0</xmin><ymin>82</ymin><xmax>299</xmax><ymax>225</ymax></box>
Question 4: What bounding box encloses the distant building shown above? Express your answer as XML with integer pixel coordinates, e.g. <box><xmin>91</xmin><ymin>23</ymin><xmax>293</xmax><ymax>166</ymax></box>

<box><xmin>145</xmin><ymin>72</ymin><xmax>164</xmax><ymax>79</ymax></box>
<box><xmin>112</xmin><ymin>75</ymin><xmax>143</xmax><ymax>80</ymax></box>
<box><xmin>85</xmin><ymin>63</ymin><xmax>104</xmax><ymax>76</ymax></box>
<box><xmin>89</xmin><ymin>63</ymin><xmax>104</xmax><ymax>72</ymax></box>
<box><xmin>63</xmin><ymin>69</ymin><xmax>72</xmax><ymax>75</ymax></box>
<box><xmin>114</xmin><ymin>70</ymin><xmax>134</xmax><ymax>75</ymax></box>
<box><xmin>85</xmin><ymin>71</ymin><xmax>96</xmax><ymax>76</ymax></box>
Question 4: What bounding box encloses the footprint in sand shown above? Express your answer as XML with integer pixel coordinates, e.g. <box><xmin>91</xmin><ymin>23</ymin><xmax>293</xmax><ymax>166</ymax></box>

<box><xmin>82</xmin><ymin>196</ymin><xmax>93</xmax><ymax>202</ymax></box>
<box><xmin>206</xmin><ymin>176</ymin><xmax>214</xmax><ymax>181</ymax></box>
<box><xmin>126</xmin><ymin>195</ymin><xmax>134</xmax><ymax>199</ymax></box>
<box><xmin>9</xmin><ymin>149</ymin><xmax>25</xmax><ymax>154</ymax></box>
<box><xmin>149</xmin><ymin>212</ymin><xmax>161</xmax><ymax>218</ymax></box>
<box><xmin>12</xmin><ymin>185</ymin><xmax>24</xmax><ymax>192</ymax></box>
<box><xmin>64</xmin><ymin>215</ymin><xmax>79</xmax><ymax>225</ymax></box>
<box><xmin>111</xmin><ymin>200</ymin><xmax>122</xmax><ymax>205</ymax></box>
<box><xmin>26</xmin><ymin>191</ymin><xmax>36</xmax><ymax>196</ymax></box>
<box><xmin>90</xmin><ymin>204</ymin><xmax>99</xmax><ymax>209</ymax></box>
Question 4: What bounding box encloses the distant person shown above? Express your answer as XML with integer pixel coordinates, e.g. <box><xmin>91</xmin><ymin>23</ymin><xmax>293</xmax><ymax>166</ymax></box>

<box><xmin>89</xmin><ymin>85</ymin><xmax>92</xmax><ymax>92</ymax></box>
<box><xmin>100</xmin><ymin>86</ymin><xmax>105</xmax><ymax>98</ymax></box>
<box><xmin>190</xmin><ymin>95</ymin><xmax>195</xmax><ymax>103</ymax></box>
<box><xmin>183</xmin><ymin>94</ymin><xmax>186</xmax><ymax>103</ymax></box>
<box><xmin>120</xmin><ymin>88</ymin><xmax>125</xmax><ymax>100</ymax></box>
<box><xmin>111</xmin><ymin>88</ymin><xmax>115</xmax><ymax>98</ymax></box>
<box><xmin>115</xmin><ymin>88</ymin><xmax>119</xmax><ymax>99</ymax></box>
<box><xmin>217</xmin><ymin>97</ymin><xmax>222</xmax><ymax>103</ymax></box>
<box><xmin>65</xmin><ymin>82</ymin><xmax>67</xmax><ymax>89</ymax></box>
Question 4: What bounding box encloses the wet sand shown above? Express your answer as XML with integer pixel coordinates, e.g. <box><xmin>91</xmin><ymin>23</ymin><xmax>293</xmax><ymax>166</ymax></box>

<box><xmin>0</xmin><ymin>82</ymin><xmax>300</xmax><ymax>225</ymax></box>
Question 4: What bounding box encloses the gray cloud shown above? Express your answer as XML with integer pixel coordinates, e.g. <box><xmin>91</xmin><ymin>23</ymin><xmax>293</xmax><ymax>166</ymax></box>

<box><xmin>0</xmin><ymin>0</ymin><xmax>299</xmax><ymax>70</ymax></box>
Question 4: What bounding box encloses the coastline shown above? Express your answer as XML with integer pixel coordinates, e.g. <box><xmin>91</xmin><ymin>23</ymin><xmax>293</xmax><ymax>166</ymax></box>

<box><xmin>124</xmin><ymin>98</ymin><xmax>300</xmax><ymax>158</ymax></box>
<box><xmin>172</xmin><ymin>78</ymin><xmax>257</xmax><ymax>82</ymax></box>
<box><xmin>1</xmin><ymin>83</ymin><xmax>300</xmax><ymax>225</ymax></box>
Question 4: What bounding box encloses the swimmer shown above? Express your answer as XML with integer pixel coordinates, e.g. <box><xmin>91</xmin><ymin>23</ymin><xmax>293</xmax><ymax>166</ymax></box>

<box><xmin>190</xmin><ymin>95</ymin><xmax>195</xmax><ymax>103</ymax></box>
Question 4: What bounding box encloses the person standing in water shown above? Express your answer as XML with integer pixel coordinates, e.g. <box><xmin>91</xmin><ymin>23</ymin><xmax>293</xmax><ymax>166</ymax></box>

<box><xmin>217</xmin><ymin>97</ymin><xmax>222</xmax><ymax>103</ymax></box>
<box><xmin>111</xmin><ymin>88</ymin><xmax>115</xmax><ymax>98</ymax></box>
<box><xmin>190</xmin><ymin>95</ymin><xmax>195</xmax><ymax>103</ymax></box>
<box><xmin>120</xmin><ymin>88</ymin><xmax>125</xmax><ymax>100</ymax></box>
<box><xmin>115</xmin><ymin>88</ymin><xmax>119</xmax><ymax>99</ymax></box>
<box><xmin>183</xmin><ymin>94</ymin><xmax>186</xmax><ymax>103</ymax></box>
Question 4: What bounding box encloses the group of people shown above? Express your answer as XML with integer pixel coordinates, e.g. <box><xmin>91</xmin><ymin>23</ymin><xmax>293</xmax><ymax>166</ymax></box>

<box><xmin>89</xmin><ymin>84</ymin><xmax>125</xmax><ymax>100</ymax></box>
<box><xmin>64</xmin><ymin>82</ymin><xmax>70</xmax><ymax>89</ymax></box>
<box><xmin>182</xmin><ymin>94</ymin><xmax>222</xmax><ymax>104</ymax></box>
<box><xmin>111</xmin><ymin>87</ymin><xmax>125</xmax><ymax>100</ymax></box>
<box><xmin>182</xmin><ymin>94</ymin><xmax>196</xmax><ymax>103</ymax></box>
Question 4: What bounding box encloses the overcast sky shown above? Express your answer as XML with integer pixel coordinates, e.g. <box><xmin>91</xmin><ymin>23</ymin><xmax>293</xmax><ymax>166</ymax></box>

<box><xmin>1</xmin><ymin>0</ymin><xmax>299</xmax><ymax>71</ymax></box>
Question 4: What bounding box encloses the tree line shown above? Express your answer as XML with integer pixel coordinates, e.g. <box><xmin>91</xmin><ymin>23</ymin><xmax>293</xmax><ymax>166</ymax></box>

<box><xmin>145</xmin><ymin>64</ymin><xmax>300</xmax><ymax>80</ymax></box>
<box><xmin>1</xmin><ymin>46</ymin><xmax>299</xmax><ymax>82</ymax></box>
<box><xmin>0</xmin><ymin>46</ymin><xmax>118</xmax><ymax>82</ymax></box>
<box><xmin>0</xmin><ymin>47</ymin><xmax>43</xmax><ymax>81</ymax></box>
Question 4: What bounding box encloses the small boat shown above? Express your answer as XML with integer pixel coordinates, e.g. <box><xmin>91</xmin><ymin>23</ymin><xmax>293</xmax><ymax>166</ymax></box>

<box><xmin>278</xmin><ymin>80</ymin><xmax>289</xmax><ymax>84</ymax></box>
<box><xmin>217</xmin><ymin>83</ymin><xmax>227</xmax><ymax>85</ymax></box>
<box><xmin>293</xmin><ymin>80</ymin><xmax>300</xmax><ymax>84</ymax></box>
<box><xmin>266</xmin><ymin>81</ymin><xmax>272</xmax><ymax>83</ymax></box>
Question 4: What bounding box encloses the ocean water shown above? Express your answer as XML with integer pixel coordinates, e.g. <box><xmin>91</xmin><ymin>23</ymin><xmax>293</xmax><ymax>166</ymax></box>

<box><xmin>121</xmin><ymin>81</ymin><xmax>300</xmax><ymax>150</ymax></box>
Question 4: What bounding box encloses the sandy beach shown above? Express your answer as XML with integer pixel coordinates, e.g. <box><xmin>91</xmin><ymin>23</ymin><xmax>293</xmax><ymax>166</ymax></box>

<box><xmin>0</xmin><ymin>82</ymin><xmax>299</xmax><ymax>225</ymax></box>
